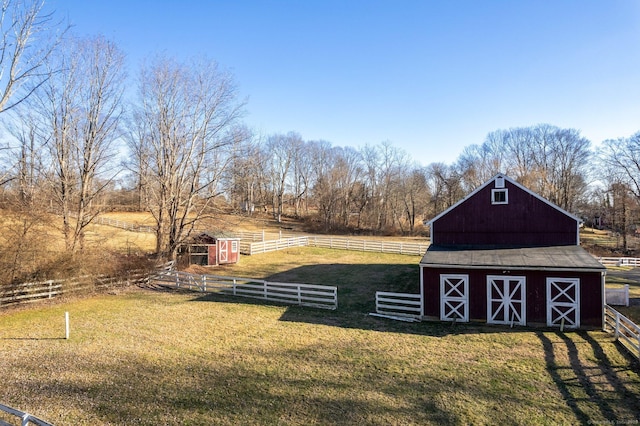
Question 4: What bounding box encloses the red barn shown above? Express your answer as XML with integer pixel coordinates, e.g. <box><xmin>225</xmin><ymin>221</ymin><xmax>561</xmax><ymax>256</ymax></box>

<box><xmin>184</xmin><ymin>233</ymin><xmax>240</xmax><ymax>266</ymax></box>
<box><xmin>421</xmin><ymin>173</ymin><xmax>605</xmax><ymax>329</ymax></box>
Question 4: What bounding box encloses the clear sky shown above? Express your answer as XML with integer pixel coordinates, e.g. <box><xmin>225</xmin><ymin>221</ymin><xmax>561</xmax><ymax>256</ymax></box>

<box><xmin>50</xmin><ymin>0</ymin><xmax>640</xmax><ymax>165</ymax></box>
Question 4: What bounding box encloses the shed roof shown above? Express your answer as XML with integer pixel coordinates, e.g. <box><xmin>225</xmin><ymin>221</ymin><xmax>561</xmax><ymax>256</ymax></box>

<box><xmin>421</xmin><ymin>245</ymin><xmax>605</xmax><ymax>272</ymax></box>
<box><xmin>189</xmin><ymin>232</ymin><xmax>240</xmax><ymax>244</ymax></box>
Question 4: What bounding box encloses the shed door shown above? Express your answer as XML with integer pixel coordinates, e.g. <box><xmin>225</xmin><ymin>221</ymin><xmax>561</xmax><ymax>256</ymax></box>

<box><xmin>487</xmin><ymin>276</ymin><xmax>526</xmax><ymax>326</ymax></box>
<box><xmin>219</xmin><ymin>240</ymin><xmax>229</xmax><ymax>263</ymax></box>
<box><xmin>547</xmin><ymin>278</ymin><xmax>580</xmax><ymax>328</ymax></box>
<box><xmin>440</xmin><ymin>274</ymin><xmax>469</xmax><ymax>322</ymax></box>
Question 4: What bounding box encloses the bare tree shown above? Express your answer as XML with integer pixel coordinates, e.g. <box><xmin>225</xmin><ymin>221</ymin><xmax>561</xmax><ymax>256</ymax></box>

<box><xmin>398</xmin><ymin>165</ymin><xmax>429</xmax><ymax>234</ymax></box>
<box><xmin>456</xmin><ymin>124</ymin><xmax>591</xmax><ymax>211</ymax></box>
<box><xmin>35</xmin><ymin>35</ymin><xmax>126</xmax><ymax>251</ymax></box>
<box><xmin>265</xmin><ymin>132</ymin><xmax>300</xmax><ymax>223</ymax></box>
<box><xmin>0</xmin><ymin>0</ymin><xmax>65</xmax><ymax>113</ymax></box>
<box><xmin>599</xmin><ymin>133</ymin><xmax>640</xmax><ymax>201</ymax></box>
<box><xmin>135</xmin><ymin>55</ymin><xmax>245</xmax><ymax>259</ymax></box>
<box><xmin>0</xmin><ymin>0</ymin><xmax>65</xmax><ymax>188</ymax></box>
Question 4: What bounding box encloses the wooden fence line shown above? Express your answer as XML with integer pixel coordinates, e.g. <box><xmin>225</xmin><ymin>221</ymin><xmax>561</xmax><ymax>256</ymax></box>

<box><xmin>0</xmin><ymin>271</ymin><xmax>150</xmax><ymax>308</ymax></box>
<box><xmin>373</xmin><ymin>291</ymin><xmax>422</xmax><ymax>321</ymax></box>
<box><xmin>93</xmin><ymin>217</ymin><xmax>155</xmax><ymax>233</ymax></box>
<box><xmin>307</xmin><ymin>236</ymin><xmax>428</xmax><ymax>256</ymax></box>
<box><xmin>152</xmin><ymin>270</ymin><xmax>338</xmax><ymax>310</ymax></box>
<box><xmin>604</xmin><ymin>305</ymin><xmax>640</xmax><ymax>360</ymax></box>
<box><xmin>596</xmin><ymin>256</ymin><xmax>640</xmax><ymax>267</ymax></box>
<box><xmin>0</xmin><ymin>403</ymin><xmax>53</xmax><ymax>426</ymax></box>
<box><xmin>239</xmin><ymin>237</ymin><xmax>309</xmax><ymax>255</ymax></box>
<box><xmin>240</xmin><ymin>235</ymin><xmax>429</xmax><ymax>256</ymax></box>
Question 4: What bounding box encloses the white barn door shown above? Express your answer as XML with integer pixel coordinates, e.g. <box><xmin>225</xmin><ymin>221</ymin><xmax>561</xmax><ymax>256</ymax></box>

<box><xmin>440</xmin><ymin>274</ymin><xmax>469</xmax><ymax>322</ymax></box>
<box><xmin>547</xmin><ymin>278</ymin><xmax>580</xmax><ymax>328</ymax></box>
<box><xmin>219</xmin><ymin>240</ymin><xmax>229</xmax><ymax>263</ymax></box>
<box><xmin>487</xmin><ymin>276</ymin><xmax>526</xmax><ymax>326</ymax></box>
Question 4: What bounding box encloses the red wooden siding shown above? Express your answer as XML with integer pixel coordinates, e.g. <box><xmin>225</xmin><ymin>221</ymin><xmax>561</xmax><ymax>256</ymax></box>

<box><xmin>208</xmin><ymin>244</ymin><xmax>218</xmax><ymax>266</ymax></box>
<box><xmin>422</xmin><ymin>267</ymin><xmax>603</xmax><ymax>328</ymax></box>
<box><xmin>206</xmin><ymin>239</ymin><xmax>239</xmax><ymax>266</ymax></box>
<box><xmin>431</xmin><ymin>180</ymin><xmax>578</xmax><ymax>247</ymax></box>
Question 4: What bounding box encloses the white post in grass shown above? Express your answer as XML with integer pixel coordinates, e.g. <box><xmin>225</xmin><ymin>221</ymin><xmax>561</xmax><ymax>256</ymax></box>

<box><xmin>65</xmin><ymin>312</ymin><xmax>70</xmax><ymax>340</ymax></box>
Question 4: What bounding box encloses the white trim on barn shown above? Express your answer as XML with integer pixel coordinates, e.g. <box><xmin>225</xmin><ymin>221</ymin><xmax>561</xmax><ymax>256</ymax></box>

<box><xmin>487</xmin><ymin>275</ymin><xmax>526</xmax><ymax>326</ymax></box>
<box><xmin>547</xmin><ymin>277</ymin><xmax>580</xmax><ymax>328</ymax></box>
<box><xmin>440</xmin><ymin>274</ymin><xmax>469</xmax><ymax>322</ymax></box>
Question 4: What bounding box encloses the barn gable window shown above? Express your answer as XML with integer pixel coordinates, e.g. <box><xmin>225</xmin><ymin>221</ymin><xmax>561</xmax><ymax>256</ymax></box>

<box><xmin>492</xmin><ymin>188</ymin><xmax>508</xmax><ymax>205</ymax></box>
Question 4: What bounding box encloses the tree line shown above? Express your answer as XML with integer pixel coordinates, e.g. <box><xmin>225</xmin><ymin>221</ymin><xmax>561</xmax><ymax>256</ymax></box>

<box><xmin>0</xmin><ymin>0</ymin><xmax>639</xmax><ymax>266</ymax></box>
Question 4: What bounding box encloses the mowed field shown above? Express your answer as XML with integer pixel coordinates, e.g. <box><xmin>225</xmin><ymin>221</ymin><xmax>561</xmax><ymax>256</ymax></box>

<box><xmin>1</xmin><ymin>244</ymin><xmax>640</xmax><ymax>425</ymax></box>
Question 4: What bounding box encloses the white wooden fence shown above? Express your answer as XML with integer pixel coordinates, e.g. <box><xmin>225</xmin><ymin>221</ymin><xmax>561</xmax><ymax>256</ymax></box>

<box><xmin>93</xmin><ymin>216</ymin><xmax>155</xmax><ymax>233</ymax></box>
<box><xmin>604</xmin><ymin>305</ymin><xmax>640</xmax><ymax>360</ymax></box>
<box><xmin>239</xmin><ymin>237</ymin><xmax>309</xmax><ymax>255</ymax></box>
<box><xmin>307</xmin><ymin>236</ymin><xmax>429</xmax><ymax>256</ymax></box>
<box><xmin>597</xmin><ymin>256</ymin><xmax>640</xmax><ymax>267</ymax></box>
<box><xmin>372</xmin><ymin>291</ymin><xmax>422</xmax><ymax>321</ymax></box>
<box><xmin>0</xmin><ymin>271</ymin><xmax>151</xmax><ymax>307</ymax></box>
<box><xmin>240</xmin><ymin>235</ymin><xmax>429</xmax><ymax>256</ymax></box>
<box><xmin>606</xmin><ymin>285</ymin><xmax>630</xmax><ymax>306</ymax></box>
<box><xmin>0</xmin><ymin>403</ymin><xmax>52</xmax><ymax>426</ymax></box>
<box><xmin>153</xmin><ymin>270</ymin><xmax>338</xmax><ymax>310</ymax></box>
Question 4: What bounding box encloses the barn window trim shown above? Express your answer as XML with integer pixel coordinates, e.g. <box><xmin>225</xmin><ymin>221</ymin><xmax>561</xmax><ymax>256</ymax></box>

<box><xmin>492</xmin><ymin>188</ymin><xmax>508</xmax><ymax>205</ymax></box>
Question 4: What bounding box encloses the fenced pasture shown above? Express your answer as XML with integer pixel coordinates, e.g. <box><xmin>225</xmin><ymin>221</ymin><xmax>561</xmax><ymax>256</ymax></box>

<box><xmin>1</xmin><ymin>289</ymin><xmax>639</xmax><ymax>425</ymax></box>
<box><xmin>153</xmin><ymin>270</ymin><xmax>337</xmax><ymax>310</ymax></box>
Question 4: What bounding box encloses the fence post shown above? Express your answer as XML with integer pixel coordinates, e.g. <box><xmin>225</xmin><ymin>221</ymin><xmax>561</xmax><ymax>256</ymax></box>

<box><xmin>202</xmin><ymin>275</ymin><xmax>207</xmax><ymax>292</ymax></box>
<box><xmin>615</xmin><ymin>312</ymin><xmax>621</xmax><ymax>339</ymax></box>
<box><xmin>625</xmin><ymin>285</ymin><xmax>630</xmax><ymax>307</ymax></box>
<box><xmin>65</xmin><ymin>312</ymin><xmax>70</xmax><ymax>340</ymax></box>
<box><xmin>263</xmin><ymin>281</ymin><xmax>268</xmax><ymax>300</ymax></box>
<box><xmin>48</xmin><ymin>280</ymin><xmax>53</xmax><ymax>298</ymax></box>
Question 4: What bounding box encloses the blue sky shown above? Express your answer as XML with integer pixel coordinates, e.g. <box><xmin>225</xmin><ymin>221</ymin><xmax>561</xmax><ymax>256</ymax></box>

<box><xmin>51</xmin><ymin>0</ymin><xmax>640</xmax><ymax>165</ymax></box>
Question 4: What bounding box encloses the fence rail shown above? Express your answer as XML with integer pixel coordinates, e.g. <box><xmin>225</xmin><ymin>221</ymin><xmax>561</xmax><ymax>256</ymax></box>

<box><xmin>0</xmin><ymin>271</ymin><xmax>150</xmax><ymax>308</ymax></box>
<box><xmin>373</xmin><ymin>291</ymin><xmax>422</xmax><ymax>321</ymax></box>
<box><xmin>240</xmin><ymin>235</ymin><xmax>429</xmax><ymax>257</ymax></box>
<box><xmin>153</xmin><ymin>271</ymin><xmax>337</xmax><ymax>310</ymax></box>
<box><xmin>307</xmin><ymin>237</ymin><xmax>428</xmax><ymax>256</ymax></box>
<box><xmin>606</xmin><ymin>285</ymin><xmax>630</xmax><ymax>306</ymax></box>
<box><xmin>93</xmin><ymin>217</ymin><xmax>155</xmax><ymax>233</ymax></box>
<box><xmin>239</xmin><ymin>237</ymin><xmax>309</xmax><ymax>255</ymax></box>
<box><xmin>604</xmin><ymin>305</ymin><xmax>640</xmax><ymax>360</ymax></box>
<box><xmin>597</xmin><ymin>256</ymin><xmax>640</xmax><ymax>267</ymax></box>
<box><xmin>0</xmin><ymin>403</ymin><xmax>52</xmax><ymax>426</ymax></box>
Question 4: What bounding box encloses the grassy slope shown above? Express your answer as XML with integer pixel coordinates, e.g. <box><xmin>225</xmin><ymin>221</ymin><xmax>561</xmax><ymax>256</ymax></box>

<box><xmin>1</xmin><ymin>248</ymin><xmax>640</xmax><ymax>425</ymax></box>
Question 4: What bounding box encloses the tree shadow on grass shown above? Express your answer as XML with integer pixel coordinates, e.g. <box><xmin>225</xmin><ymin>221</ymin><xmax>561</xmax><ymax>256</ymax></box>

<box><xmin>537</xmin><ymin>330</ymin><xmax>640</xmax><ymax>424</ymax></box>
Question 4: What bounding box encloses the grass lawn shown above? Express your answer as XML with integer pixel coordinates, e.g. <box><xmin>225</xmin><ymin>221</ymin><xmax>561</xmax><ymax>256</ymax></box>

<box><xmin>1</xmin><ymin>248</ymin><xmax>640</xmax><ymax>425</ymax></box>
